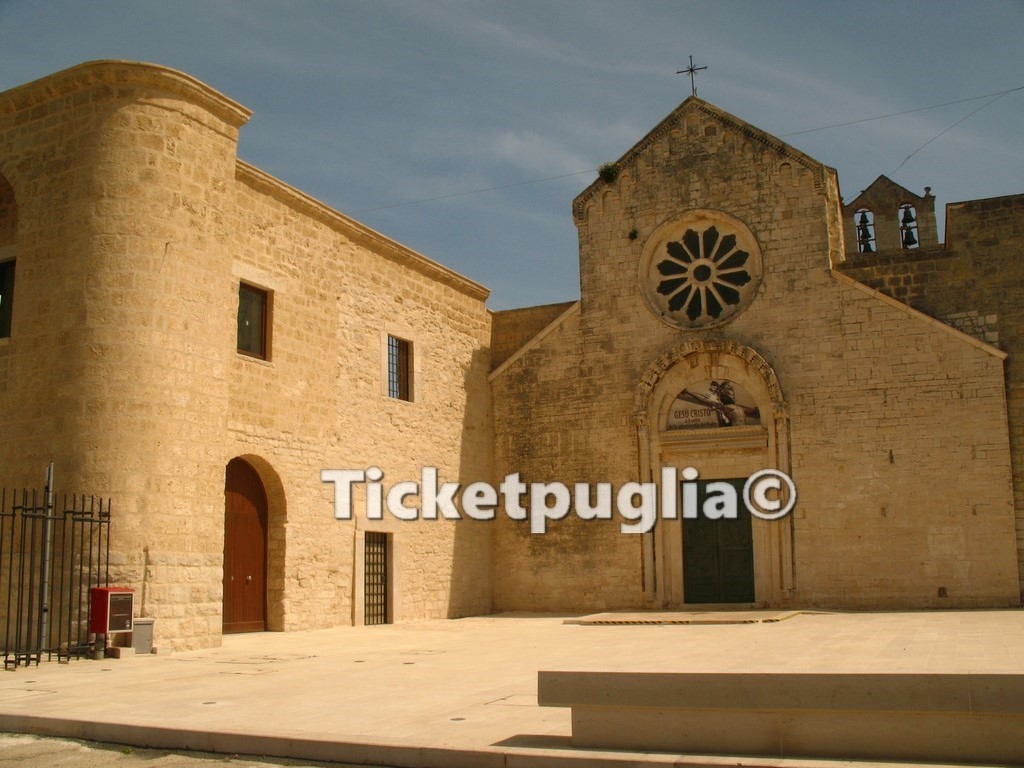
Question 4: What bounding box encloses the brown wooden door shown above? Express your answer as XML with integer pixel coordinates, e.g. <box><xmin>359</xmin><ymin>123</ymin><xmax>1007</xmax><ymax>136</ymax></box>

<box><xmin>223</xmin><ymin>458</ymin><xmax>267</xmax><ymax>633</ymax></box>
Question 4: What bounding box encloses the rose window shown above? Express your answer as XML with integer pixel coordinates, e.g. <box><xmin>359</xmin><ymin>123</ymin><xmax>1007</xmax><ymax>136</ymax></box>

<box><xmin>640</xmin><ymin>212</ymin><xmax>762</xmax><ymax>329</ymax></box>
<box><xmin>656</xmin><ymin>226</ymin><xmax>752</xmax><ymax>322</ymax></box>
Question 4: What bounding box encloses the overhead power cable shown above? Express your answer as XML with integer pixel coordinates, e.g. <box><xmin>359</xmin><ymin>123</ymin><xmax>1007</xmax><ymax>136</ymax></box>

<box><xmin>888</xmin><ymin>89</ymin><xmax>1017</xmax><ymax>176</ymax></box>
<box><xmin>781</xmin><ymin>85</ymin><xmax>1024</xmax><ymax>137</ymax></box>
<box><xmin>350</xmin><ymin>86</ymin><xmax>1023</xmax><ymax>214</ymax></box>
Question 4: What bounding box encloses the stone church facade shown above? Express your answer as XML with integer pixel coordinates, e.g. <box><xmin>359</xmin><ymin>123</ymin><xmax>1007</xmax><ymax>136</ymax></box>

<box><xmin>0</xmin><ymin>61</ymin><xmax>1020</xmax><ymax>650</ymax></box>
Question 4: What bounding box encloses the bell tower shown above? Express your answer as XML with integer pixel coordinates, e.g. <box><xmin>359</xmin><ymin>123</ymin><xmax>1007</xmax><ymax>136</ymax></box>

<box><xmin>841</xmin><ymin>175</ymin><xmax>939</xmax><ymax>256</ymax></box>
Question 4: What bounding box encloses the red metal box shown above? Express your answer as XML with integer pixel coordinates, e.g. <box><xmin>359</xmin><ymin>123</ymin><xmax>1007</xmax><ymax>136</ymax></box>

<box><xmin>89</xmin><ymin>587</ymin><xmax>134</xmax><ymax>634</ymax></box>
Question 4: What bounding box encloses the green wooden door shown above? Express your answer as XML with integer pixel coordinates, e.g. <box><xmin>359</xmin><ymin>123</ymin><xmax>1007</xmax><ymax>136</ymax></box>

<box><xmin>683</xmin><ymin>478</ymin><xmax>754</xmax><ymax>603</ymax></box>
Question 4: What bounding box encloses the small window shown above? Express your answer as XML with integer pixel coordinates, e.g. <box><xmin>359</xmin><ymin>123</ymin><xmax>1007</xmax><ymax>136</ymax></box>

<box><xmin>854</xmin><ymin>208</ymin><xmax>875</xmax><ymax>254</ymax></box>
<box><xmin>899</xmin><ymin>204</ymin><xmax>919</xmax><ymax>249</ymax></box>
<box><xmin>0</xmin><ymin>259</ymin><xmax>14</xmax><ymax>338</ymax></box>
<box><xmin>237</xmin><ymin>283</ymin><xmax>270</xmax><ymax>359</ymax></box>
<box><xmin>387</xmin><ymin>335</ymin><xmax>412</xmax><ymax>401</ymax></box>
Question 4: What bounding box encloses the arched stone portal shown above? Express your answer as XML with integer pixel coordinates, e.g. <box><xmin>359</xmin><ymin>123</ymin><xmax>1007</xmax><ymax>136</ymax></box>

<box><xmin>222</xmin><ymin>455</ymin><xmax>287</xmax><ymax>633</ymax></box>
<box><xmin>223</xmin><ymin>458</ymin><xmax>268</xmax><ymax>633</ymax></box>
<box><xmin>634</xmin><ymin>339</ymin><xmax>794</xmax><ymax>608</ymax></box>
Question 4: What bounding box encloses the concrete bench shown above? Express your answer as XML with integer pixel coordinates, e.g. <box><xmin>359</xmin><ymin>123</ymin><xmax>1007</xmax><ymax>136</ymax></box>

<box><xmin>537</xmin><ymin>671</ymin><xmax>1024</xmax><ymax>764</ymax></box>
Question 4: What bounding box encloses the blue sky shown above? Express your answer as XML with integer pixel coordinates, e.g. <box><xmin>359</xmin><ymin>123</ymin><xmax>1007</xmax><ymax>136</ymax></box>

<box><xmin>1</xmin><ymin>1</ymin><xmax>1022</xmax><ymax>309</ymax></box>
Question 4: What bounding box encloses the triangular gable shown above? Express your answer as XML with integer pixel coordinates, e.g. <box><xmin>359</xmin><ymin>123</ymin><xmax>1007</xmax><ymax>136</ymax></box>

<box><xmin>846</xmin><ymin>175</ymin><xmax>928</xmax><ymax>211</ymax></box>
<box><xmin>573</xmin><ymin>96</ymin><xmax>832</xmax><ymax>222</ymax></box>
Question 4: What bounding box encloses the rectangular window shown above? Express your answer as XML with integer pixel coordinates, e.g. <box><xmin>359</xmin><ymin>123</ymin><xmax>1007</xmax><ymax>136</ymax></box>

<box><xmin>387</xmin><ymin>335</ymin><xmax>412</xmax><ymax>401</ymax></box>
<box><xmin>0</xmin><ymin>259</ymin><xmax>14</xmax><ymax>339</ymax></box>
<box><xmin>237</xmin><ymin>283</ymin><xmax>270</xmax><ymax>359</ymax></box>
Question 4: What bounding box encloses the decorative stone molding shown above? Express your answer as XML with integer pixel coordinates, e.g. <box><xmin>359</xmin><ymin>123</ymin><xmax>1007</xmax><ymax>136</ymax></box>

<box><xmin>633</xmin><ymin>337</ymin><xmax>786</xmax><ymax>424</ymax></box>
<box><xmin>0</xmin><ymin>60</ymin><xmax>252</xmax><ymax>129</ymax></box>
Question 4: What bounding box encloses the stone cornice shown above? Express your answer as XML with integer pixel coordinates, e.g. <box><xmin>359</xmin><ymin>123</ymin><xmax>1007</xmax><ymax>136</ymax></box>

<box><xmin>0</xmin><ymin>60</ymin><xmax>252</xmax><ymax>129</ymax></box>
<box><xmin>236</xmin><ymin>161</ymin><xmax>490</xmax><ymax>303</ymax></box>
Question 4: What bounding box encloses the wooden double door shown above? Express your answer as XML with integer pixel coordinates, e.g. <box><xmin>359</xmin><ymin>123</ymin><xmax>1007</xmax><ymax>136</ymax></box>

<box><xmin>682</xmin><ymin>478</ymin><xmax>755</xmax><ymax>604</ymax></box>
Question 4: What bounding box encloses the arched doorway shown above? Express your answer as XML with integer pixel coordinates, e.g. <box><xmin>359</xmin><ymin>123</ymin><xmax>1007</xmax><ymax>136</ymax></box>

<box><xmin>634</xmin><ymin>339</ymin><xmax>794</xmax><ymax>608</ymax></box>
<box><xmin>223</xmin><ymin>457</ymin><xmax>268</xmax><ymax>633</ymax></box>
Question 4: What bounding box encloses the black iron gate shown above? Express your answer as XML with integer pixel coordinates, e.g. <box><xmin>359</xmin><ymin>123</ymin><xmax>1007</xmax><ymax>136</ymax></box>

<box><xmin>1</xmin><ymin>470</ymin><xmax>111</xmax><ymax>668</ymax></box>
<box><xmin>364</xmin><ymin>532</ymin><xmax>388</xmax><ymax>625</ymax></box>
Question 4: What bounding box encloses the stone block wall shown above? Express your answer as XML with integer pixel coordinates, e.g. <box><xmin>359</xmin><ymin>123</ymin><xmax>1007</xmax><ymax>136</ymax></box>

<box><xmin>227</xmin><ymin>164</ymin><xmax>493</xmax><ymax>634</ymax></box>
<box><xmin>490</xmin><ymin>301</ymin><xmax>576</xmax><ymax>369</ymax></box>
<box><xmin>791</xmin><ymin>276</ymin><xmax>1016</xmax><ymax>607</ymax></box>
<box><xmin>0</xmin><ymin>174</ymin><xmax>15</xmax><ymax>392</ymax></box>
<box><xmin>0</xmin><ymin>62</ymin><xmax>251</xmax><ymax>647</ymax></box>
<box><xmin>491</xmin><ymin>304</ymin><xmax>650</xmax><ymax>612</ymax></box>
<box><xmin>839</xmin><ymin>193</ymin><xmax>1024</xmax><ymax>598</ymax></box>
<box><xmin>0</xmin><ymin>61</ymin><xmax>493</xmax><ymax>650</ymax></box>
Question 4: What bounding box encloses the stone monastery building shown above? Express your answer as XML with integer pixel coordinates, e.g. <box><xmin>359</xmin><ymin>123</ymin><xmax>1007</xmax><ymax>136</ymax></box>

<box><xmin>1</xmin><ymin>61</ymin><xmax>1022</xmax><ymax>650</ymax></box>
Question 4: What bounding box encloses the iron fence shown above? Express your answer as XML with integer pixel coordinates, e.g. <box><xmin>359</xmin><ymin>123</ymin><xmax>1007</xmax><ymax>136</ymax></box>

<box><xmin>1</xmin><ymin>470</ymin><xmax>111</xmax><ymax>668</ymax></box>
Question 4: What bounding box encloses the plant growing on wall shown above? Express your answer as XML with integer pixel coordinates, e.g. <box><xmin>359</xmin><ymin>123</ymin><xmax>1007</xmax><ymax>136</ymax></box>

<box><xmin>598</xmin><ymin>162</ymin><xmax>619</xmax><ymax>183</ymax></box>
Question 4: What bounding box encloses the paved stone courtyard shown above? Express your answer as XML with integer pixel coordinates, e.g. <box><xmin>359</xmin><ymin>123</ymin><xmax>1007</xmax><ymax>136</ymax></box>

<box><xmin>1</xmin><ymin>611</ymin><xmax>1023</xmax><ymax>767</ymax></box>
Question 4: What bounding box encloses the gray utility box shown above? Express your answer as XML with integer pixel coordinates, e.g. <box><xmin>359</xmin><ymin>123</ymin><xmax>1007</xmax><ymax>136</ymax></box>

<box><xmin>132</xmin><ymin>618</ymin><xmax>155</xmax><ymax>654</ymax></box>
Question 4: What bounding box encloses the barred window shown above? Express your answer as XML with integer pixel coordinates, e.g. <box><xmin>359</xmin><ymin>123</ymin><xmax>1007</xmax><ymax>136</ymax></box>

<box><xmin>387</xmin><ymin>335</ymin><xmax>412</xmax><ymax>401</ymax></box>
<box><xmin>0</xmin><ymin>258</ymin><xmax>14</xmax><ymax>338</ymax></box>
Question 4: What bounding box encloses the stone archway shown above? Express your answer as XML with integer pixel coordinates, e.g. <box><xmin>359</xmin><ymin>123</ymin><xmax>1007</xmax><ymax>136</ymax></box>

<box><xmin>634</xmin><ymin>339</ymin><xmax>793</xmax><ymax>608</ymax></box>
<box><xmin>223</xmin><ymin>454</ymin><xmax>287</xmax><ymax>633</ymax></box>
<box><xmin>223</xmin><ymin>457</ymin><xmax>268</xmax><ymax>633</ymax></box>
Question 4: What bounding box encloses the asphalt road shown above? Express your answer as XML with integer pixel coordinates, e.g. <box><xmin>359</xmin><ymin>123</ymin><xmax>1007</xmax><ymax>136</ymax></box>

<box><xmin>0</xmin><ymin>733</ymin><xmax>367</xmax><ymax>768</ymax></box>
